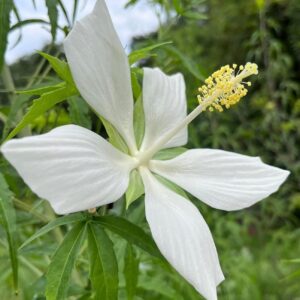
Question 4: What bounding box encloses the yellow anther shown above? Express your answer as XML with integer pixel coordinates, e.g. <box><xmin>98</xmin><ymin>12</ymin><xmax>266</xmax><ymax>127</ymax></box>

<box><xmin>197</xmin><ymin>62</ymin><xmax>258</xmax><ymax>112</ymax></box>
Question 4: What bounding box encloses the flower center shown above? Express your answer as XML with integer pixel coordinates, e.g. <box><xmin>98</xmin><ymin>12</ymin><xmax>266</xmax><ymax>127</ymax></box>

<box><xmin>131</xmin><ymin>63</ymin><xmax>258</xmax><ymax>168</ymax></box>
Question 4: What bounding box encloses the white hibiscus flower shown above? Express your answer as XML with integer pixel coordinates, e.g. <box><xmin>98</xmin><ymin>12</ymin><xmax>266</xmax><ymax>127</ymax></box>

<box><xmin>0</xmin><ymin>1</ymin><xmax>289</xmax><ymax>299</ymax></box>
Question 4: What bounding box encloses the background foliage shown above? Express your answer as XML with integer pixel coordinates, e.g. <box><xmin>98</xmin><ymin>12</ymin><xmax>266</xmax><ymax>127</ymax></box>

<box><xmin>0</xmin><ymin>0</ymin><xmax>299</xmax><ymax>299</ymax></box>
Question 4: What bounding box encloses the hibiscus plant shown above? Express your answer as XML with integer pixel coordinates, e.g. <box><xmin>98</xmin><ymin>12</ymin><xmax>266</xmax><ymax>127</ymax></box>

<box><xmin>0</xmin><ymin>1</ymin><xmax>289</xmax><ymax>300</ymax></box>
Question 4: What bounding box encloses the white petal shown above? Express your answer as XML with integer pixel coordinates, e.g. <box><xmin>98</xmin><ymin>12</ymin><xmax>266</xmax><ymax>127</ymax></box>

<box><xmin>140</xmin><ymin>168</ymin><xmax>224</xmax><ymax>300</ymax></box>
<box><xmin>150</xmin><ymin>149</ymin><xmax>290</xmax><ymax>211</ymax></box>
<box><xmin>1</xmin><ymin>125</ymin><xmax>134</xmax><ymax>214</ymax></box>
<box><xmin>64</xmin><ymin>1</ymin><xmax>136</xmax><ymax>151</ymax></box>
<box><xmin>140</xmin><ymin>68</ymin><xmax>188</xmax><ymax>151</ymax></box>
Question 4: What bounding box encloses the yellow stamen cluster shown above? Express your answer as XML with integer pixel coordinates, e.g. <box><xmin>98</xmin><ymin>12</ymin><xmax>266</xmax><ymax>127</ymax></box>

<box><xmin>197</xmin><ymin>62</ymin><xmax>258</xmax><ymax>112</ymax></box>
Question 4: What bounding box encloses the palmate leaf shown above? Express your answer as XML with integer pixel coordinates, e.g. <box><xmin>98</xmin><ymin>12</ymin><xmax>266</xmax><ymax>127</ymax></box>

<box><xmin>88</xmin><ymin>223</ymin><xmax>118</xmax><ymax>300</ymax></box>
<box><xmin>46</xmin><ymin>223</ymin><xmax>87</xmax><ymax>300</ymax></box>
<box><xmin>20</xmin><ymin>213</ymin><xmax>87</xmax><ymax>250</ymax></box>
<box><xmin>94</xmin><ymin>216</ymin><xmax>163</xmax><ymax>260</ymax></box>
<box><xmin>0</xmin><ymin>172</ymin><xmax>18</xmax><ymax>292</ymax></box>
<box><xmin>0</xmin><ymin>0</ymin><xmax>13</xmax><ymax>70</ymax></box>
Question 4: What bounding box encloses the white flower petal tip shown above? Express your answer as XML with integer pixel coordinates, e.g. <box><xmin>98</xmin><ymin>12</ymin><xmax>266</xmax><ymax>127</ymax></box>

<box><xmin>140</xmin><ymin>67</ymin><xmax>188</xmax><ymax>151</ymax></box>
<box><xmin>140</xmin><ymin>168</ymin><xmax>224</xmax><ymax>300</ymax></box>
<box><xmin>1</xmin><ymin>125</ymin><xmax>134</xmax><ymax>214</ymax></box>
<box><xmin>63</xmin><ymin>0</ymin><xmax>136</xmax><ymax>152</ymax></box>
<box><xmin>150</xmin><ymin>149</ymin><xmax>290</xmax><ymax>211</ymax></box>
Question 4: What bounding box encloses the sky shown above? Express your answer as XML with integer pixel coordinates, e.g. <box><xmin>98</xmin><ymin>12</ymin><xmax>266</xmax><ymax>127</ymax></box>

<box><xmin>6</xmin><ymin>0</ymin><xmax>160</xmax><ymax>64</ymax></box>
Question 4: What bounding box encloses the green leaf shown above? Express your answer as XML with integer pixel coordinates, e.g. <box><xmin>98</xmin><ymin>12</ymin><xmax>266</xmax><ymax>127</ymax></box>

<box><xmin>153</xmin><ymin>147</ymin><xmax>187</xmax><ymax>160</ymax></box>
<box><xmin>2</xmin><ymin>94</ymin><xmax>31</xmax><ymax>140</ymax></box>
<box><xmin>182</xmin><ymin>11</ymin><xmax>207</xmax><ymax>20</ymax></box>
<box><xmin>20</xmin><ymin>213</ymin><xmax>87</xmax><ymax>250</ymax></box>
<box><xmin>0</xmin><ymin>0</ymin><xmax>13</xmax><ymax>70</ymax></box>
<box><xmin>126</xmin><ymin>170</ymin><xmax>144</xmax><ymax>209</ymax></box>
<box><xmin>17</xmin><ymin>82</ymin><xmax>65</xmax><ymax>95</ymax></box>
<box><xmin>9</xmin><ymin>19</ymin><xmax>49</xmax><ymax>32</ymax></box>
<box><xmin>46</xmin><ymin>223</ymin><xmax>87</xmax><ymax>300</ymax></box>
<box><xmin>0</xmin><ymin>172</ymin><xmax>18</xmax><ymax>292</ymax></box>
<box><xmin>129</xmin><ymin>41</ymin><xmax>173</xmax><ymax>65</ymax></box>
<box><xmin>124</xmin><ymin>244</ymin><xmax>139</xmax><ymax>300</ymax></box>
<box><xmin>94</xmin><ymin>216</ymin><xmax>163</xmax><ymax>259</ymax></box>
<box><xmin>5</xmin><ymin>85</ymin><xmax>79</xmax><ymax>141</ymax></box>
<box><xmin>45</xmin><ymin>0</ymin><xmax>58</xmax><ymax>41</ymax></box>
<box><xmin>100</xmin><ymin>117</ymin><xmax>130</xmax><ymax>154</ymax></box>
<box><xmin>133</xmin><ymin>96</ymin><xmax>145</xmax><ymax>149</ymax></box>
<box><xmin>37</xmin><ymin>51</ymin><xmax>75</xmax><ymax>85</ymax></box>
<box><xmin>88</xmin><ymin>223</ymin><xmax>118</xmax><ymax>300</ymax></box>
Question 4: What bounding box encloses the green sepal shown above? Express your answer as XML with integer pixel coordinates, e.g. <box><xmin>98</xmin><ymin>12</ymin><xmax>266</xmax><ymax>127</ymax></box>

<box><xmin>133</xmin><ymin>96</ymin><xmax>145</xmax><ymax>150</ymax></box>
<box><xmin>126</xmin><ymin>170</ymin><xmax>145</xmax><ymax>209</ymax></box>
<box><xmin>153</xmin><ymin>147</ymin><xmax>188</xmax><ymax>160</ymax></box>
<box><xmin>100</xmin><ymin>117</ymin><xmax>130</xmax><ymax>154</ymax></box>
<box><xmin>155</xmin><ymin>173</ymin><xmax>189</xmax><ymax>200</ymax></box>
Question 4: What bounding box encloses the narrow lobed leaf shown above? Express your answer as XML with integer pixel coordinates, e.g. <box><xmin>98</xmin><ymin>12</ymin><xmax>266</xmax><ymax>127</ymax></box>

<box><xmin>45</xmin><ymin>0</ymin><xmax>58</xmax><ymax>41</ymax></box>
<box><xmin>0</xmin><ymin>172</ymin><xmax>18</xmax><ymax>292</ymax></box>
<box><xmin>88</xmin><ymin>223</ymin><xmax>119</xmax><ymax>300</ymax></box>
<box><xmin>94</xmin><ymin>216</ymin><xmax>163</xmax><ymax>260</ymax></box>
<box><xmin>124</xmin><ymin>243</ymin><xmax>139</xmax><ymax>300</ymax></box>
<box><xmin>20</xmin><ymin>213</ymin><xmax>87</xmax><ymax>250</ymax></box>
<box><xmin>46</xmin><ymin>222</ymin><xmax>87</xmax><ymax>300</ymax></box>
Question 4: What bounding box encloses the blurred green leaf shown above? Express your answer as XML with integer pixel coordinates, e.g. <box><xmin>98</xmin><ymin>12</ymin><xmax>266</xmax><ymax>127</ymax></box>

<box><xmin>20</xmin><ymin>213</ymin><xmax>87</xmax><ymax>250</ymax></box>
<box><xmin>124</xmin><ymin>244</ymin><xmax>139</xmax><ymax>300</ymax></box>
<box><xmin>68</xmin><ymin>96</ymin><xmax>92</xmax><ymax>129</ymax></box>
<box><xmin>0</xmin><ymin>0</ymin><xmax>13</xmax><ymax>70</ymax></box>
<box><xmin>46</xmin><ymin>223</ymin><xmax>87</xmax><ymax>300</ymax></box>
<box><xmin>88</xmin><ymin>223</ymin><xmax>118</xmax><ymax>300</ymax></box>
<box><xmin>45</xmin><ymin>0</ymin><xmax>58</xmax><ymax>41</ymax></box>
<box><xmin>126</xmin><ymin>170</ymin><xmax>144</xmax><ymax>209</ymax></box>
<box><xmin>10</xmin><ymin>19</ymin><xmax>49</xmax><ymax>32</ymax></box>
<box><xmin>5</xmin><ymin>85</ymin><xmax>79</xmax><ymax>140</ymax></box>
<box><xmin>0</xmin><ymin>172</ymin><xmax>18</xmax><ymax>292</ymax></box>
<box><xmin>94</xmin><ymin>216</ymin><xmax>163</xmax><ymax>259</ymax></box>
<box><xmin>129</xmin><ymin>41</ymin><xmax>172</xmax><ymax>65</ymax></box>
